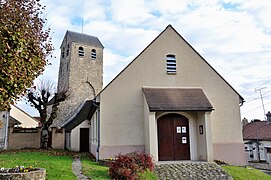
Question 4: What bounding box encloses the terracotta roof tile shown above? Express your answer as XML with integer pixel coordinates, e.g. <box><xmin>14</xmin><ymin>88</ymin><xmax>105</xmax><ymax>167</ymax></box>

<box><xmin>243</xmin><ymin>121</ymin><xmax>271</xmax><ymax>140</ymax></box>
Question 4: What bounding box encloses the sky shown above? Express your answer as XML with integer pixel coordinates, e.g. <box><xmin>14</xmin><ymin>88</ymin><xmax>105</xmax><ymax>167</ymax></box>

<box><xmin>16</xmin><ymin>0</ymin><xmax>271</xmax><ymax>121</ymax></box>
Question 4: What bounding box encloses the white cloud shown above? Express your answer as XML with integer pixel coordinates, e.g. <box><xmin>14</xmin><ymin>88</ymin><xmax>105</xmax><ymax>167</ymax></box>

<box><xmin>110</xmin><ymin>0</ymin><xmax>155</xmax><ymax>25</ymax></box>
<box><xmin>16</xmin><ymin>0</ymin><xmax>271</xmax><ymax>121</ymax></box>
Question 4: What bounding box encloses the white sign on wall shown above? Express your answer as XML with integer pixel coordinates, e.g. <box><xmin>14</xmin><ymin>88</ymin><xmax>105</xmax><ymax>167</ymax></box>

<box><xmin>182</xmin><ymin>126</ymin><xmax>186</xmax><ymax>133</ymax></box>
<box><xmin>177</xmin><ymin>126</ymin><xmax>181</xmax><ymax>133</ymax></box>
<box><xmin>182</xmin><ymin>137</ymin><xmax>187</xmax><ymax>144</ymax></box>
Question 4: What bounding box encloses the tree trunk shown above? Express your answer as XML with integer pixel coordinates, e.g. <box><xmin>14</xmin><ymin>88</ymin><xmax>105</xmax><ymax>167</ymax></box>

<box><xmin>40</xmin><ymin>124</ymin><xmax>49</xmax><ymax>149</ymax></box>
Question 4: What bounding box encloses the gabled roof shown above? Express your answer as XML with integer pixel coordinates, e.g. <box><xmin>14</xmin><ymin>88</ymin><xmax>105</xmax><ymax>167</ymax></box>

<box><xmin>97</xmin><ymin>25</ymin><xmax>244</xmax><ymax>103</ymax></box>
<box><xmin>61</xmin><ymin>100</ymin><xmax>97</xmax><ymax>131</ymax></box>
<box><xmin>61</xmin><ymin>30</ymin><xmax>104</xmax><ymax>48</ymax></box>
<box><xmin>243</xmin><ymin>121</ymin><xmax>271</xmax><ymax>140</ymax></box>
<box><xmin>143</xmin><ymin>87</ymin><xmax>213</xmax><ymax>112</ymax></box>
<box><xmin>10</xmin><ymin>105</ymin><xmax>39</xmax><ymax>127</ymax></box>
<box><xmin>9</xmin><ymin>116</ymin><xmax>21</xmax><ymax>126</ymax></box>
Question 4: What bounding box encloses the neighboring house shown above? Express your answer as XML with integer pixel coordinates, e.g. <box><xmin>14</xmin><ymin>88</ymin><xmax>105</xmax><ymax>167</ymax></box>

<box><xmin>56</xmin><ymin>25</ymin><xmax>246</xmax><ymax>165</ymax></box>
<box><xmin>9</xmin><ymin>105</ymin><xmax>40</xmax><ymax>128</ymax></box>
<box><xmin>243</xmin><ymin>119</ymin><xmax>271</xmax><ymax>163</ymax></box>
<box><xmin>0</xmin><ymin>105</ymin><xmax>40</xmax><ymax>149</ymax></box>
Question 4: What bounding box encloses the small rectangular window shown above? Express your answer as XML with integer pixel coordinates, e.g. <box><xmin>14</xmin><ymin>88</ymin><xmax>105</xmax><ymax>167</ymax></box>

<box><xmin>166</xmin><ymin>54</ymin><xmax>176</xmax><ymax>74</ymax></box>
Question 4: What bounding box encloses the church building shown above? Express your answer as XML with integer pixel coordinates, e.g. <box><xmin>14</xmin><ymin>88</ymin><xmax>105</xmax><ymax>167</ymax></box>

<box><xmin>53</xmin><ymin>25</ymin><xmax>246</xmax><ymax>165</ymax></box>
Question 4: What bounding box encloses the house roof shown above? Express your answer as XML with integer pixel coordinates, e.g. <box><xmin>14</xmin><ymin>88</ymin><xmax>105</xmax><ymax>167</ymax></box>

<box><xmin>9</xmin><ymin>116</ymin><xmax>21</xmax><ymax>126</ymax></box>
<box><xmin>96</xmin><ymin>25</ymin><xmax>244</xmax><ymax>104</ymax></box>
<box><xmin>61</xmin><ymin>100</ymin><xmax>97</xmax><ymax>131</ymax></box>
<box><xmin>62</xmin><ymin>30</ymin><xmax>104</xmax><ymax>48</ymax></box>
<box><xmin>243</xmin><ymin>121</ymin><xmax>271</xmax><ymax>140</ymax></box>
<box><xmin>143</xmin><ymin>87</ymin><xmax>213</xmax><ymax>112</ymax></box>
<box><xmin>9</xmin><ymin>105</ymin><xmax>39</xmax><ymax>127</ymax></box>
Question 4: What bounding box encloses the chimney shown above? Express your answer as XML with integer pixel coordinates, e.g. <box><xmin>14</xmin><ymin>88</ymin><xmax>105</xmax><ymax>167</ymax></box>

<box><xmin>266</xmin><ymin>111</ymin><xmax>271</xmax><ymax>123</ymax></box>
<box><xmin>242</xmin><ymin>117</ymin><xmax>248</xmax><ymax>128</ymax></box>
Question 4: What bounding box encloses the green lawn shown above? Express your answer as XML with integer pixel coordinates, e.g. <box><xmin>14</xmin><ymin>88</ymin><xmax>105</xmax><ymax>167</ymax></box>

<box><xmin>0</xmin><ymin>150</ymin><xmax>109</xmax><ymax>180</ymax></box>
<box><xmin>0</xmin><ymin>151</ymin><xmax>76</xmax><ymax>179</ymax></box>
<box><xmin>2</xmin><ymin>150</ymin><xmax>270</xmax><ymax>180</ymax></box>
<box><xmin>222</xmin><ymin>165</ymin><xmax>271</xmax><ymax>180</ymax></box>
<box><xmin>81</xmin><ymin>158</ymin><xmax>109</xmax><ymax>180</ymax></box>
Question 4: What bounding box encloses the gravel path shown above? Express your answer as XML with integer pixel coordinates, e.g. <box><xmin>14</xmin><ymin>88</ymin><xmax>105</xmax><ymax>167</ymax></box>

<box><xmin>155</xmin><ymin>162</ymin><xmax>232</xmax><ymax>180</ymax></box>
<box><xmin>72</xmin><ymin>155</ymin><xmax>90</xmax><ymax>180</ymax></box>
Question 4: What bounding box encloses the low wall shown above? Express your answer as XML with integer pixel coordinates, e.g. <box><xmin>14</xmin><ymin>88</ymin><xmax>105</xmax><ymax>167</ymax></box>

<box><xmin>0</xmin><ymin>168</ymin><xmax>46</xmax><ymax>180</ymax></box>
<box><xmin>8</xmin><ymin>127</ymin><xmax>65</xmax><ymax>150</ymax></box>
<box><xmin>51</xmin><ymin>128</ymin><xmax>64</xmax><ymax>149</ymax></box>
<box><xmin>8</xmin><ymin>127</ymin><xmax>41</xmax><ymax>149</ymax></box>
<box><xmin>249</xmin><ymin>162</ymin><xmax>271</xmax><ymax>170</ymax></box>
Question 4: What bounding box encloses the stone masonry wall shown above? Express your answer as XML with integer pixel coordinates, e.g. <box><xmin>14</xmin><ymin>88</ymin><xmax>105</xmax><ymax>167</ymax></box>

<box><xmin>52</xmin><ymin>39</ymin><xmax>103</xmax><ymax>127</ymax></box>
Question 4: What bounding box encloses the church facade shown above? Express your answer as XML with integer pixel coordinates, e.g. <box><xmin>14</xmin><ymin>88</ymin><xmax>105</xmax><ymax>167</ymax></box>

<box><xmin>54</xmin><ymin>25</ymin><xmax>246</xmax><ymax>165</ymax></box>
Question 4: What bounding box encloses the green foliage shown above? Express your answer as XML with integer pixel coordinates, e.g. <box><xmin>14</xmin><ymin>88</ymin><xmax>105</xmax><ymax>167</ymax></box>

<box><xmin>0</xmin><ymin>0</ymin><xmax>53</xmax><ymax>111</ymax></box>
<box><xmin>81</xmin><ymin>158</ymin><xmax>110</xmax><ymax>180</ymax></box>
<box><xmin>222</xmin><ymin>165</ymin><xmax>271</xmax><ymax>180</ymax></box>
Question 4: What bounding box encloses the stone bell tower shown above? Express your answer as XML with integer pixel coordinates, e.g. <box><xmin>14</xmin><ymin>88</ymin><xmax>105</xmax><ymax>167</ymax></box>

<box><xmin>53</xmin><ymin>31</ymin><xmax>104</xmax><ymax>126</ymax></box>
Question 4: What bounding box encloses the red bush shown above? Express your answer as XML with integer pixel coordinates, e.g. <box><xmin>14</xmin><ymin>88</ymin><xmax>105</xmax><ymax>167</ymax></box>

<box><xmin>108</xmin><ymin>152</ymin><xmax>154</xmax><ymax>180</ymax></box>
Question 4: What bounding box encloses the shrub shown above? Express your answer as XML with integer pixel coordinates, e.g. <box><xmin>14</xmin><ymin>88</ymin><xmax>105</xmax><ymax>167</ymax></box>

<box><xmin>109</xmin><ymin>152</ymin><xmax>154</xmax><ymax>180</ymax></box>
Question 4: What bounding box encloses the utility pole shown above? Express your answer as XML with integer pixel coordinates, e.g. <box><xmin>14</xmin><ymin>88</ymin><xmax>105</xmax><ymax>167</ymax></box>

<box><xmin>81</xmin><ymin>18</ymin><xmax>84</xmax><ymax>33</ymax></box>
<box><xmin>255</xmin><ymin>87</ymin><xmax>266</xmax><ymax>120</ymax></box>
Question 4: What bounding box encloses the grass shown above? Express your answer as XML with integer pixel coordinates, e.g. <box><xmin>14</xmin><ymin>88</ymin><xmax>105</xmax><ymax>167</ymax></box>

<box><xmin>81</xmin><ymin>159</ymin><xmax>157</xmax><ymax>180</ymax></box>
<box><xmin>6</xmin><ymin>150</ymin><xmax>269</xmax><ymax>180</ymax></box>
<box><xmin>81</xmin><ymin>158</ymin><xmax>109</xmax><ymax>180</ymax></box>
<box><xmin>0</xmin><ymin>150</ymin><xmax>76</xmax><ymax>180</ymax></box>
<box><xmin>222</xmin><ymin>165</ymin><xmax>271</xmax><ymax>180</ymax></box>
<box><xmin>0</xmin><ymin>149</ymin><xmax>153</xmax><ymax>180</ymax></box>
<box><xmin>137</xmin><ymin>169</ymin><xmax>157</xmax><ymax>180</ymax></box>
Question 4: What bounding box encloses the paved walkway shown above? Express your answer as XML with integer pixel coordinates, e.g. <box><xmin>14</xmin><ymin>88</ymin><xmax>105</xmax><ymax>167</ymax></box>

<box><xmin>72</xmin><ymin>156</ymin><xmax>232</xmax><ymax>180</ymax></box>
<box><xmin>155</xmin><ymin>162</ymin><xmax>232</xmax><ymax>180</ymax></box>
<box><xmin>72</xmin><ymin>155</ymin><xmax>90</xmax><ymax>180</ymax></box>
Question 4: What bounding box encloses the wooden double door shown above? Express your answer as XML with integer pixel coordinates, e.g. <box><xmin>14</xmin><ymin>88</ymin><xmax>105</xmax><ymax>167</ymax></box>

<box><xmin>158</xmin><ymin>114</ymin><xmax>190</xmax><ymax>161</ymax></box>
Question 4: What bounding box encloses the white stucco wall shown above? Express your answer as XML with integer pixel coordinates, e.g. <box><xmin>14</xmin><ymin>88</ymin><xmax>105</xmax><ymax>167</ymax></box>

<box><xmin>0</xmin><ymin>112</ymin><xmax>7</xmax><ymax>149</ymax></box>
<box><xmin>70</xmin><ymin>120</ymin><xmax>91</xmax><ymax>151</ymax></box>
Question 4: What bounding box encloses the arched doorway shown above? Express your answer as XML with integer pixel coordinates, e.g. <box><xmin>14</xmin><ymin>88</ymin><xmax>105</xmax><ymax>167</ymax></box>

<box><xmin>158</xmin><ymin>113</ymin><xmax>190</xmax><ymax>160</ymax></box>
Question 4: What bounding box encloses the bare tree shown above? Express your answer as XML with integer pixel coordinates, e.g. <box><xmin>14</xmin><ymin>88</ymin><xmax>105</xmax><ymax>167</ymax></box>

<box><xmin>26</xmin><ymin>79</ymin><xmax>65</xmax><ymax>149</ymax></box>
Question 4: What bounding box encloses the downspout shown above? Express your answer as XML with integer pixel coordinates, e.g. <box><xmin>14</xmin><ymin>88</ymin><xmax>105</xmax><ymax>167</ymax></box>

<box><xmin>4</xmin><ymin>111</ymin><xmax>9</xmax><ymax>150</ymax></box>
<box><xmin>93</xmin><ymin>100</ymin><xmax>100</xmax><ymax>162</ymax></box>
<box><xmin>97</xmin><ymin>107</ymin><xmax>100</xmax><ymax>162</ymax></box>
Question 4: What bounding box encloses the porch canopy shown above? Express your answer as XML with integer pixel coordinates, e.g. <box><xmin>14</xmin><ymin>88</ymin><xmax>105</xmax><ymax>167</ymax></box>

<box><xmin>142</xmin><ymin>87</ymin><xmax>213</xmax><ymax>112</ymax></box>
<box><xmin>61</xmin><ymin>100</ymin><xmax>97</xmax><ymax>131</ymax></box>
